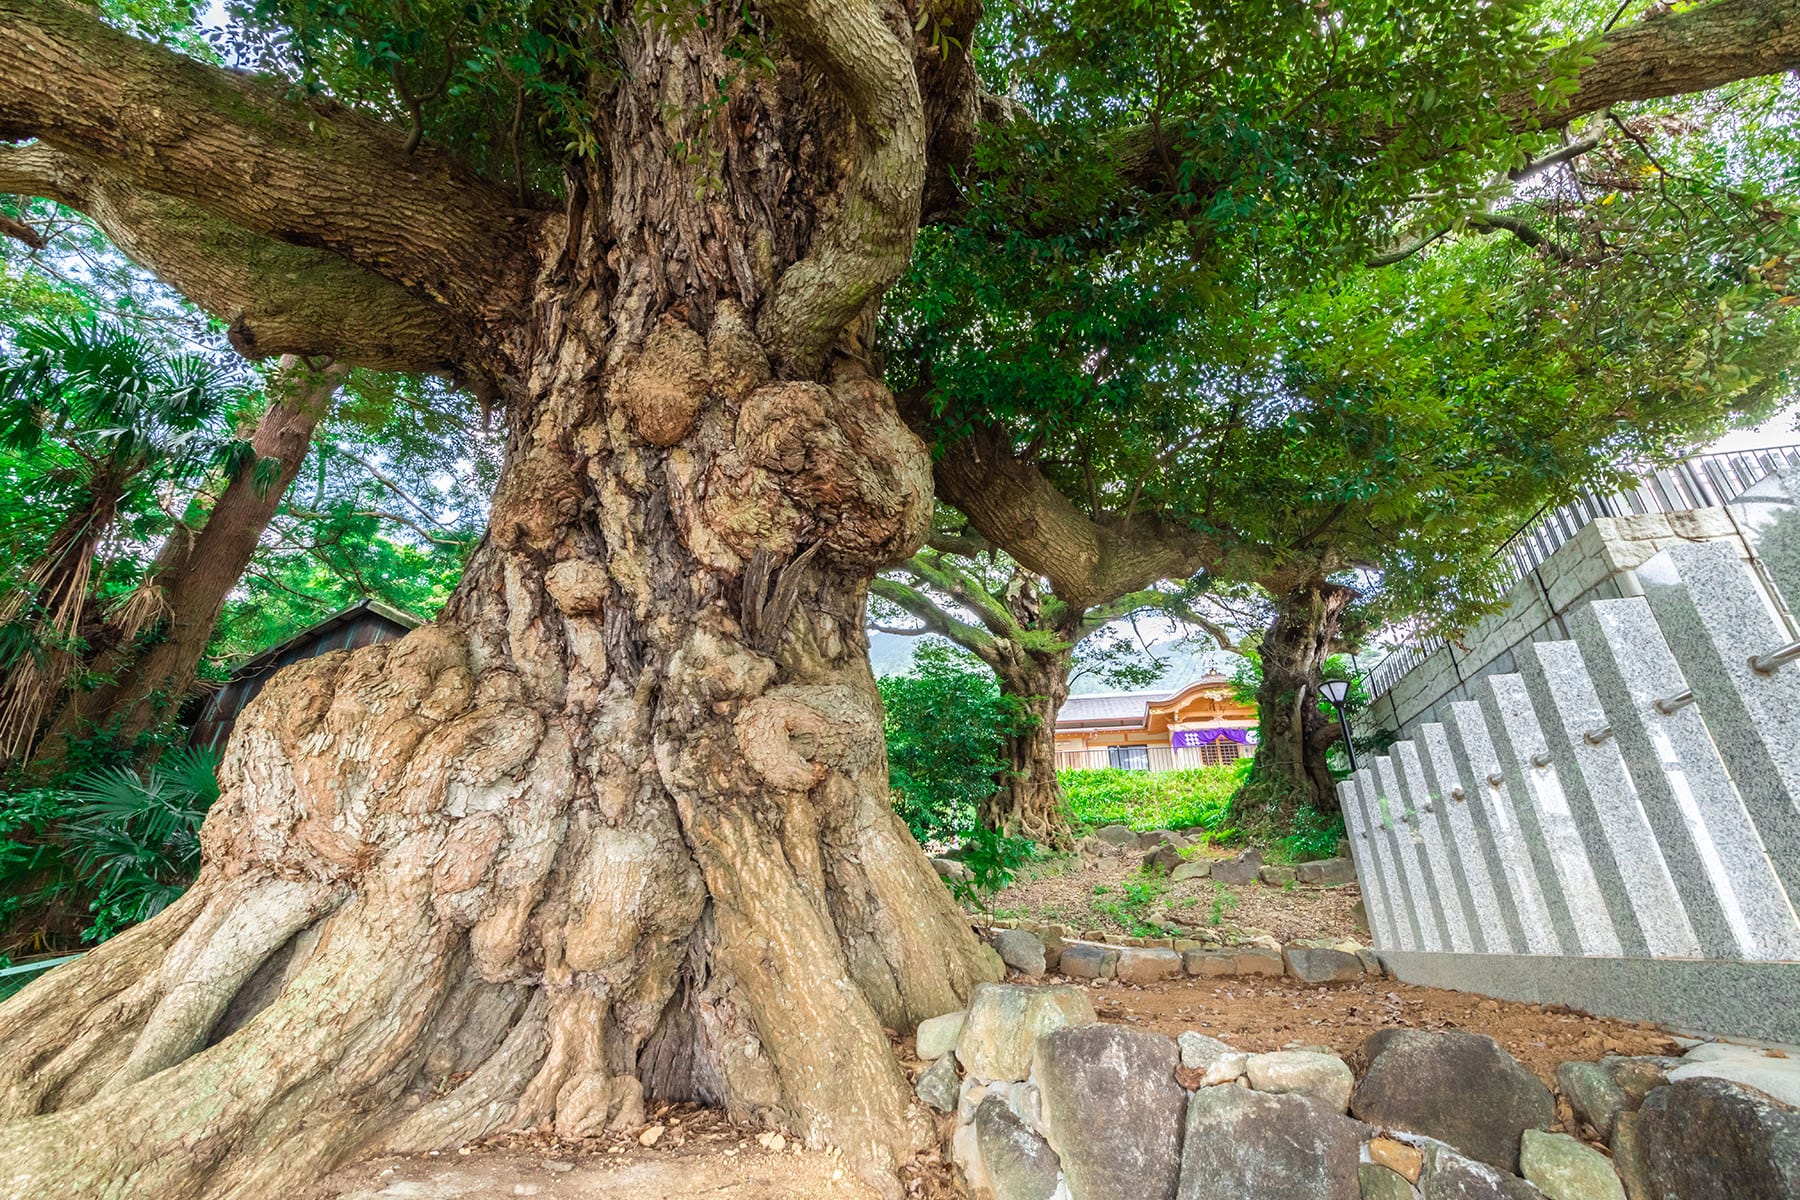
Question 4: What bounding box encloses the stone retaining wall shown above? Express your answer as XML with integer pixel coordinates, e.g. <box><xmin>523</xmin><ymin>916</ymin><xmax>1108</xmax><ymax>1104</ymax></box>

<box><xmin>920</xmin><ymin>982</ymin><xmax>1800</xmax><ymax>1200</ymax></box>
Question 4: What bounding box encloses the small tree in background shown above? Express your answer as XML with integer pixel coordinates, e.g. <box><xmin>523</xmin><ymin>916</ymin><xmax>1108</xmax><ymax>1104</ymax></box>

<box><xmin>877</xmin><ymin>642</ymin><xmax>1024</xmax><ymax>848</ymax></box>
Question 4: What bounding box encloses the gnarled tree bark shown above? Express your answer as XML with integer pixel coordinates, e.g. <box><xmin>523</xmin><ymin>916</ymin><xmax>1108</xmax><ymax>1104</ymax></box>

<box><xmin>0</xmin><ymin>2</ymin><xmax>995</xmax><ymax>1197</ymax></box>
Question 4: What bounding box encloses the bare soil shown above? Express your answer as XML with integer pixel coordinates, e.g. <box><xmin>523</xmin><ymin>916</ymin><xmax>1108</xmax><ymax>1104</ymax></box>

<box><xmin>310</xmin><ymin>974</ymin><xmax>1681</xmax><ymax>1198</ymax></box>
<box><xmin>991</xmin><ymin>848</ymin><xmax>1365</xmax><ymax>943</ymax></box>
<box><xmin>1061</xmin><ymin>974</ymin><xmax>1682</xmax><ymax>1089</ymax></box>
<box><xmin>309</xmin><ymin>1106</ymin><xmax>891</xmax><ymax>1200</ymax></box>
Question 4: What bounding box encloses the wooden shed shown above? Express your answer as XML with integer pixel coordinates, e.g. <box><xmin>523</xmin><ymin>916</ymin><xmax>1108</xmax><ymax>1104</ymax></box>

<box><xmin>188</xmin><ymin>599</ymin><xmax>420</xmax><ymax>754</ymax></box>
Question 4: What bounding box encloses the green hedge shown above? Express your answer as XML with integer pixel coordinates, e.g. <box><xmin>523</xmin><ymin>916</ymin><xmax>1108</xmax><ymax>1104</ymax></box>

<box><xmin>1060</xmin><ymin>763</ymin><xmax>1249</xmax><ymax>833</ymax></box>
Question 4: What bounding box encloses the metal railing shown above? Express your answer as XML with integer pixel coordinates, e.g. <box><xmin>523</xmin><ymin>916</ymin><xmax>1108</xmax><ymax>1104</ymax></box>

<box><xmin>1366</xmin><ymin>444</ymin><xmax>1800</xmax><ymax>699</ymax></box>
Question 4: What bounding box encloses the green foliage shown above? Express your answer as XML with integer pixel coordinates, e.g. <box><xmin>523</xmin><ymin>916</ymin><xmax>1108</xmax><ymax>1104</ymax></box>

<box><xmin>0</xmin><ymin>747</ymin><xmax>218</xmax><ymax>946</ymax></box>
<box><xmin>1060</xmin><ymin>764</ymin><xmax>1247</xmax><ymax>834</ymax></box>
<box><xmin>1091</xmin><ymin>873</ymin><xmax>1170</xmax><ymax>938</ymax></box>
<box><xmin>60</xmin><ymin>746</ymin><xmax>219</xmax><ymax>940</ymax></box>
<box><xmin>879</xmin><ymin>643</ymin><xmax>1023</xmax><ymax>845</ymax></box>
<box><xmin>1207</xmin><ymin>883</ymin><xmax>1239</xmax><ymax>928</ymax></box>
<box><xmin>1265</xmin><ymin>806</ymin><xmax>1347</xmax><ymax>865</ymax></box>
<box><xmin>945</xmin><ymin>824</ymin><xmax>1038</xmax><ymax>909</ymax></box>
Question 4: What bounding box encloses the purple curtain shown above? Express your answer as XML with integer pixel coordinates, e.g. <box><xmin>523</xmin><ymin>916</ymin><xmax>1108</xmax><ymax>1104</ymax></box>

<box><xmin>1171</xmin><ymin>727</ymin><xmax>1253</xmax><ymax>749</ymax></box>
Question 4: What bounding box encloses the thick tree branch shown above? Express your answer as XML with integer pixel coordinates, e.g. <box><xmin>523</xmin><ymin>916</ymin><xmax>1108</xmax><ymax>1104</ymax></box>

<box><xmin>1541</xmin><ymin>0</ymin><xmax>1800</xmax><ymax>123</ymax></box>
<box><xmin>900</xmin><ymin>552</ymin><xmax>1021</xmax><ymax>641</ymax></box>
<box><xmin>869</xmin><ymin>575</ymin><xmax>1002</xmax><ymax>669</ymax></box>
<box><xmin>0</xmin><ymin>0</ymin><xmax>534</xmax><ymax>330</ymax></box>
<box><xmin>0</xmin><ymin>145</ymin><xmax>465</xmax><ymax>371</ymax></box>
<box><xmin>953</xmin><ymin>0</ymin><xmax>1800</xmax><ymax>228</ymax></box>
<box><xmin>932</xmin><ymin>429</ymin><xmax>1224</xmax><ymax>609</ymax></box>
<box><xmin>758</xmin><ymin>0</ymin><xmax>926</xmax><ymax>373</ymax></box>
<box><xmin>0</xmin><ymin>209</ymin><xmax>45</xmax><ymax>248</ymax></box>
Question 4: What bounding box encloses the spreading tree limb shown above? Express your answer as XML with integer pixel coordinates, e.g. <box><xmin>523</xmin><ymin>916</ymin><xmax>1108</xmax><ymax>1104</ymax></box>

<box><xmin>0</xmin><ymin>145</ymin><xmax>466</xmax><ymax>371</ymax></box>
<box><xmin>0</xmin><ymin>0</ymin><xmax>534</xmax><ymax>329</ymax></box>
<box><xmin>931</xmin><ymin>429</ymin><xmax>1223</xmax><ymax>609</ymax></box>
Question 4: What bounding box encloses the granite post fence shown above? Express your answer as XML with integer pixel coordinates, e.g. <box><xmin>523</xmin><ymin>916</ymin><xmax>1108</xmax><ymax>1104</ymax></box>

<box><xmin>1343</xmin><ymin>465</ymin><xmax>1800</xmax><ymax>1043</ymax></box>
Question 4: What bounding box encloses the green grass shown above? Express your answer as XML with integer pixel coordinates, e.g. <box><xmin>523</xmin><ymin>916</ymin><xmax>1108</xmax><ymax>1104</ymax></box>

<box><xmin>1060</xmin><ymin>763</ymin><xmax>1249</xmax><ymax>833</ymax></box>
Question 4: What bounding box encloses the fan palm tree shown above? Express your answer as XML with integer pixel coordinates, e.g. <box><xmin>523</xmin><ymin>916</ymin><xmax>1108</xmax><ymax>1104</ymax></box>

<box><xmin>0</xmin><ymin>318</ymin><xmax>237</xmax><ymax>770</ymax></box>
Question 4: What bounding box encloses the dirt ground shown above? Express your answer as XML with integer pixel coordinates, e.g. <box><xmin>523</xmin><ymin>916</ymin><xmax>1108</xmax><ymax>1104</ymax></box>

<box><xmin>1064</xmin><ymin>973</ymin><xmax>1682</xmax><ymax>1088</ymax></box>
<box><xmin>311</xmin><ymin>969</ymin><xmax>1683</xmax><ymax>1199</ymax></box>
<box><xmin>991</xmin><ymin>848</ymin><xmax>1365</xmax><ymax>943</ymax></box>
<box><xmin>310</xmin><ymin>1106</ymin><xmax>891</xmax><ymax>1200</ymax></box>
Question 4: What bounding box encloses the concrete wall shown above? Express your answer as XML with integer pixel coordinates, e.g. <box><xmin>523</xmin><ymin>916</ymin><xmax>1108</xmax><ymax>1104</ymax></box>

<box><xmin>1344</xmin><ymin>467</ymin><xmax>1800</xmax><ymax>1041</ymax></box>
<box><xmin>1362</xmin><ymin>505</ymin><xmax>1794</xmax><ymax>741</ymax></box>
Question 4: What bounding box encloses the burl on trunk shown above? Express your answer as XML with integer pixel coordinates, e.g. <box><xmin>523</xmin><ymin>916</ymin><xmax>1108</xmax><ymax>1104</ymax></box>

<box><xmin>0</xmin><ymin>4</ymin><xmax>995</xmax><ymax>1197</ymax></box>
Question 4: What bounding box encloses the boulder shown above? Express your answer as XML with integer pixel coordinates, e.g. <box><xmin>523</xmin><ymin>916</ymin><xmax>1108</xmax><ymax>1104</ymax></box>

<box><xmin>1351</xmin><ymin>1030</ymin><xmax>1554</xmax><ymax>1173</ymax></box>
<box><xmin>1143</xmin><ymin>845</ymin><xmax>1186</xmax><ymax>873</ymax></box>
<box><xmin>1170</xmin><ymin>859</ymin><xmax>1211</xmax><ymax>883</ymax></box>
<box><xmin>1035</xmin><ymin>1024</ymin><xmax>1186</xmax><ymax>1200</ymax></box>
<box><xmin>932</xmin><ymin>857</ymin><xmax>974</xmax><ymax>883</ymax></box>
<box><xmin>1635</xmin><ymin>1077</ymin><xmax>1800</xmax><ymax>1200</ymax></box>
<box><xmin>1245</xmin><ymin>1050</ymin><xmax>1355</xmax><ymax>1113</ymax></box>
<box><xmin>915</xmin><ymin>1055</ymin><xmax>960</xmax><ymax>1112</ymax></box>
<box><xmin>1174</xmin><ymin>1086</ymin><xmax>1362</xmax><ymax>1199</ymax></box>
<box><xmin>1233</xmin><ymin>947</ymin><xmax>1286</xmax><ymax>976</ymax></box>
<box><xmin>1116</xmin><ymin>947</ymin><xmax>1183</xmax><ymax>985</ymax></box>
<box><xmin>1607</xmin><ymin>1111</ymin><xmax>1651</xmax><ymax>1200</ymax></box>
<box><xmin>1557</xmin><ymin>1061</ymin><xmax>1628</xmax><ymax>1140</ymax></box>
<box><xmin>1258</xmin><ymin>864</ymin><xmax>1297</xmax><ymax>887</ymax></box>
<box><xmin>1058</xmin><ymin>942</ymin><xmax>1120</xmax><ymax>980</ymax></box>
<box><xmin>916</xmin><ymin>1010</ymin><xmax>967</xmax><ymax>1061</ymax></box>
<box><xmin>1359</xmin><ymin>1164</ymin><xmax>1415</xmax><ymax>1200</ymax></box>
<box><xmin>1598</xmin><ymin>1056</ymin><xmax>1676</xmax><ymax>1109</ymax></box>
<box><xmin>1355</xmin><ymin>947</ymin><xmax>1383</xmax><ymax>978</ymax></box>
<box><xmin>1178</xmin><ymin>1032</ymin><xmax>1238</xmax><ymax>1071</ymax></box>
<box><xmin>1296</xmin><ymin>857</ymin><xmax>1358</xmax><ymax>885</ymax></box>
<box><xmin>1211</xmin><ymin>853</ymin><xmax>1261</xmax><ymax>885</ymax></box>
<box><xmin>973</xmin><ymin>1094</ymin><xmax>1064</xmax><ymax>1200</ymax></box>
<box><xmin>1518</xmin><ymin>1130</ymin><xmax>1625</xmax><ymax>1200</ymax></box>
<box><xmin>1139</xmin><ymin>829</ymin><xmax>1190</xmax><ymax>851</ymax></box>
<box><xmin>1421</xmin><ymin>1144</ymin><xmax>1548</xmax><ymax>1200</ymax></box>
<box><xmin>1284</xmin><ymin>946</ymin><xmax>1364</xmax><ymax>985</ymax></box>
<box><xmin>1666</xmin><ymin>1049</ymin><xmax>1800</xmax><ymax>1107</ymax></box>
<box><xmin>1368</xmin><ymin>1137</ymin><xmax>1425</xmax><ymax>1183</ymax></box>
<box><xmin>992</xmin><ymin>929</ymin><xmax>1048</xmax><ymax>978</ymax></box>
<box><xmin>1096</xmin><ymin>824</ymin><xmax>1139</xmax><ymax>847</ymax></box>
<box><xmin>1181</xmin><ymin>948</ymin><xmax>1235</xmax><ymax>977</ymax></box>
<box><xmin>957</xmin><ymin>983</ymin><xmax>1097</xmax><ymax>1084</ymax></box>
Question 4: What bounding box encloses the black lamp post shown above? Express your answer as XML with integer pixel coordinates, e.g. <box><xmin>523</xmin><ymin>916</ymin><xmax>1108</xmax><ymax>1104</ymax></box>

<box><xmin>1319</xmin><ymin>678</ymin><xmax>1357</xmax><ymax>773</ymax></box>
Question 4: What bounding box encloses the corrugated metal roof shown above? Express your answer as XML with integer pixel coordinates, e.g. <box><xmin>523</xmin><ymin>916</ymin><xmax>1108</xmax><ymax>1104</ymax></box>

<box><xmin>231</xmin><ymin>598</ymin><xmax>421</xmax><ymax>678</ymax></box>
<box><xmin>1055</xmin><ymin>691</ymin><xmax>1175</xmax><ymax>727</ymax></box>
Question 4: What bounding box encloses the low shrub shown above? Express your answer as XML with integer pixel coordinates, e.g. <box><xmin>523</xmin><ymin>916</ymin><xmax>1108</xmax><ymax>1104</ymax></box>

<box><xmin>1059</xmin><ymin>762</ymin><xmax>1249</xmax><ymax>833</ymax></box>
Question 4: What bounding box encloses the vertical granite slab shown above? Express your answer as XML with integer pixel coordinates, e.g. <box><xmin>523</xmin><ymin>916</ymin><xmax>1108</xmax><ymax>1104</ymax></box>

<box><xmin>1728</xmin><ymin>465</ymin><xmax>1800</xmax><ymax>610</ymax></box>
<box><xmin>1570</xmin><ymin>597</ymin><xmax>1800</xmax><ymax>960</ymax></box>
<box><xmin>1418</xmin><ymin>721</ymin><xmax>1515</xmax><ymax>954</ymax></box>
<box><xmin>1638</xmin><ymin>541</ymin><xmax>1800</xmax><ymax>911</ymax></box>
<box><xmin>1479</xmin><ymin>673</ymin><xmax>1623</xmax><ymax>956</ymax></box>
<box><xmin>1354</xmin><ymin>766</ymin><xmax>1422</xmax><ymax>951</ymax></box>
<box><xmin>1520</xmin><ymin>639</ymin><xmax>1701</xmax><ymax>958</ymax></box>
<box><xmin>1373</xmin><ymin>755</ymin><xmax>1448</xmax><ymax>951</ymax></box>
<box><xmin>1447</xmin><ymin>700</ymin><xmax>1563</xmax><ymax>956</ymax></box>
<box><xmin>1393</xmin><ymin>740</ymin><xmax>1477</xmax><ymax>952</ymax></box>
<box><xmin>1340</xmin><ymin>778</ymin><xmax>1400</xmax><ymax>952</ymax></box>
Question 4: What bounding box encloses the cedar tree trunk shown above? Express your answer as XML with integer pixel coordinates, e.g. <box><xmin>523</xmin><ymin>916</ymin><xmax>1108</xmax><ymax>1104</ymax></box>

<box><xmin>29</xmin><ymin>360</ymin><xmax>346</xmax><ymax>778</ymax></box>
<box><xmin>0</xmin><ymin>5</ymin><xmax>996</xmax><ymax>1197</ymax></box>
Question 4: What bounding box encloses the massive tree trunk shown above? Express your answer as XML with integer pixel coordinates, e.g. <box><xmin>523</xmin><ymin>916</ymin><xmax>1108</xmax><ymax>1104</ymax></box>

<box><xmin>1232</xmin><ymin>578</ymin><xmax>1355</xmax><ymax>832</ymax></box>
<box><xmin>984</xmin><ymin>601</ymin><xmax>1078</xmax><ymax>848</ymax></box>
<box><xmin>987</xmin><ymin>653</ymin><xmax>1072</xmax><ymax>847</ymax></box>
<box><xmin>0</xmin><ymin>8</ymin><xmax>997</xmax><ymax>1198</ymax></box>
<box><xmin>29</xmin><ymin>360</ymin><xmax>346</xmax><ymax>779</ymax></box>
